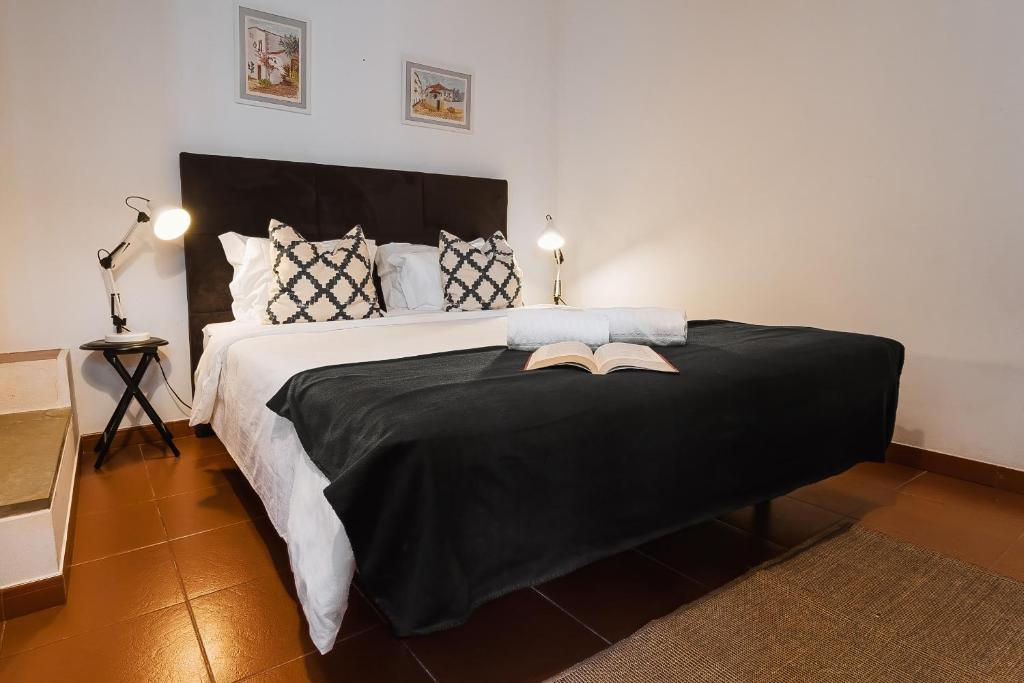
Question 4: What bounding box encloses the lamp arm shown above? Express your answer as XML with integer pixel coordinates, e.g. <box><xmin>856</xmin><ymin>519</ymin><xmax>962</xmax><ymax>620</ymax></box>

<box><xmin>98</xmin><ymin>213</ymin><xmax>148</xmax><ymax>269</ymax></box>
<box><xmin>100</xmin><ymin>196</ymin><xmax>152</xmax><ymax>269</ymax></box>
<box><xmin>552</xmin><ymin>248</ymin><xmax>566</xmax><ymax>305</ymax></box>
<box><xmin>100</xmin><ymin>264</ymin><xmax>128</xmax><ymax>333</ymax></box>
<box><xmin>97</xmin><ymin>209</ymin><xmax>150</xmax><ymax>333</ymax></box>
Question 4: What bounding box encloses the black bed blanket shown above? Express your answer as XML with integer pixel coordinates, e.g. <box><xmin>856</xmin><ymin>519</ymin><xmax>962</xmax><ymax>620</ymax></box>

<box><xmin>267</xmin><ymin>320</ymin><xmax>903</xmax><ymax>636</ymax></box>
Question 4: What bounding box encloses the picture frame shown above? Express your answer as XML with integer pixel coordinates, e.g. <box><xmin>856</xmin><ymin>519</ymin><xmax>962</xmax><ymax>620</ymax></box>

<box><xmin>235</xmin><ymin>5</ymin><xmax>311</xmax><ymax>114</ymax></box>
<box><xmin>403</xmin><ymin>59</ymin><xmax>473</xmax><ymax>133</ymax></box>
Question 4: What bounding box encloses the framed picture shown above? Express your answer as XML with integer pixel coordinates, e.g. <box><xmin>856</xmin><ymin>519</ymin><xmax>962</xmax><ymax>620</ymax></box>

<box><xmin>236</xmin><ymin>5</ymin><xmax>310</xmax><ymax>114</ymax></box>
<box><xmin>403</xmin><ymin>60</ymin><xmax>472</xmax><ymax>133</ymax></box>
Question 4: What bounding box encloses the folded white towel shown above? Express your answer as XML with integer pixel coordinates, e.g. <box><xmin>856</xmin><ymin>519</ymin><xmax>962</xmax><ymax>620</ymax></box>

<box><xmin>591</xmin><ymin>307</ymin><xmax>688</xmax><ymax>346</ymax></box>
<box><xmin>506</xmin><ymin>307</ymin><xmax>609</xmax><ymax>351</ymax></box>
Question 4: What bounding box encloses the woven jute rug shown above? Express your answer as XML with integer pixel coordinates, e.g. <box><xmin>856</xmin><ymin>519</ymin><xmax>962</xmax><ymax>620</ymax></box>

<box><xmin>549</xmin><ymin>525</ymin><xmax>1024</xmax><ymax>682</ymax></box>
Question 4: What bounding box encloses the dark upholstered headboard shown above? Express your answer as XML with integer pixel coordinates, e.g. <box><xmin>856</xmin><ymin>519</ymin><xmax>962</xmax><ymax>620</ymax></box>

<box><xmin>179</xmin><ymin>152</ymin><xmax>508</xmax><ymax>379</ymax></box>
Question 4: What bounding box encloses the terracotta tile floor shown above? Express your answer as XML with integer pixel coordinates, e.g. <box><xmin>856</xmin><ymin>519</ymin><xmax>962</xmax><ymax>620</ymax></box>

<box><xmin>3</xmin><ymin>438</ymin><xmax>1024</xmax><ymax>682</ymax></box>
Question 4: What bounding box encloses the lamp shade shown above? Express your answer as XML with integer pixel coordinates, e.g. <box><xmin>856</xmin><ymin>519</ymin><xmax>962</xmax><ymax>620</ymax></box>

<box><xmin>153</xmin><ymin>207</ymin><xmax>191</xmax><ymax>240</ymax></box>
<box><xmin>537</xmin><ymin>214</ymin><xmax>565</xmax><ymax>251</ymax></box>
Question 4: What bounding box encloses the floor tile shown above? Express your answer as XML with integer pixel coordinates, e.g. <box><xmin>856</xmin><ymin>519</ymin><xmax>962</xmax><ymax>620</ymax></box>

<box><xmin>851</xmin><ymin>461</ymin><xmax>924</xmax><ymax>486</ymax></box>
<box><xmin>171</xmin><ymin>517</ymin><xmax>290</xmax><ymax>599</ymax></box>
<box><xmin>900</xmin><ymin>472</ymin><xmax>1024</xmax><ymax>522</ymax></box>
<box><xmin>335</xmin><ymin>585</ymin><xmax>386</xmax><ymax>639</ymax></box>
<box><xmin>537</xmin><ymin>550</ymin><xmax>706</xmax><ymax>642</ymax></box>
<box><xmin>0</xmin><ymin>604</ymin><xmax>209</xmax><ymax>682</ymax></box>
<box><xmin>888</xmin><ymin>446</ymin><xmax>1002</xmax><ymax>489</ymax></box>
<box><xmin>191</xmin><ymin>572</ymin><xmax>381</xmax><ymax>682</ymax></box>
<box><xmin>1</xmin><ymin>543</ymin><xmax>184</xmax><ymax>656</ymax></box>
<box><xmin>639</xmin><ymin>519</ymin><xmax>785</xmax><ymax>589</ymax></box>
<box><xmin>75</xmin><ymin>456</ymin><xmax>154</xmax><ymax>515</ymax></box>
<box><xmin>145</xmin><ymin>451</ymin><xmax>241</xmax><ymax>498</ymax></box>
<box><xmin>25</xmin><ymin>431</ymin><xmax>1024</xmax><ymax>681</ymax></box>
<box><xmin>70</xmin><ymin>499</ymin><xmax>166</xmax><ymax>565</ymax></box>
<box><xmin>141</xmin><ymin>434</ymin><xmax>227</xmax><ymax>461</ymax></box>
<box><xmin>790</xmin><ymin>462</ymin><xmax>923</xmax><ymax>517</ymax></box>
<box><xmin>82</xmin><ymin>419</ymin><xmax>194</xmax><ymax>452</ymax></box>
<box><xmin>406</xmin><ymin>588</ymin><xmax>606</xmax><ymax>683</ymax></box>
<box><xmin>77</xmin><ymin>443</ymin><xmax>144</xmax><ymax>477</ymax></box>
<box><xmin>993</xmin><ymin>533</ymin><xmax>1024</xmax><ymax>581</ymax></box>
<box><xmin>156</xmin><ymin>481</ymin><xmax>265</xmax><ymax>539</ymax></box>
<box><xmin>248</xmin><ymin>625</ymin><xmax>432</xmax><ymax>683</ymax></box>
<box><xmin>719</xmin><ymin>496</ymin><xmax>847</xmax><ymax>548</ymax></box>
<box><xmin>860</xmin><ymin>491</ymin><xmax>1023</xmax><ymax>567</ymax></box>
<box><xmin>191</xmin><ymin>573</ymin><xmax>314</xmax><ymax>683</ymax></box>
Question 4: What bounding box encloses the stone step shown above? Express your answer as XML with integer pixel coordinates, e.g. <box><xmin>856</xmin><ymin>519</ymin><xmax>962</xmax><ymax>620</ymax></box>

<box><xmin>0</xmin><ymin>407</ymin><xmax>73</xmax><ymax>517</ymax></box>
<box><xmin>0</xmin><ymin>348</ymin><xmax>78</xmax><ymax>609</ymax></box>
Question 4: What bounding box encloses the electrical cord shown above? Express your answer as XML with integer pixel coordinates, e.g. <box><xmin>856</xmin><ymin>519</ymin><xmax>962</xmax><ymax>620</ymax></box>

<box><xmin>124</xmin><ymin>195</ymin><xmax>150</xmax><ymax>212</ymax></box>
<box><xmin>154</xmin><ymin>354</ymin><xmax>193</xmax><ymax>411</ymax></box>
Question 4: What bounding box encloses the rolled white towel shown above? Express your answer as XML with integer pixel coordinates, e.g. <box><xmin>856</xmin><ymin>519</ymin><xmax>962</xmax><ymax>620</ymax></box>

<box><xmin>590</xmin><ymin>307</ymin><xmax>688</xmax><ymax>346</ymax></box>
<box><xmin>507</xmin><ymin>307</ymin><xmax>610</xmax><ymax>351</ymax></box>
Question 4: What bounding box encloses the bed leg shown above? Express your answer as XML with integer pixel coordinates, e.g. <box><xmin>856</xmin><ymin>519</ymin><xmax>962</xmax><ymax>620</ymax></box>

<box><xmin>193</xmin><ymin>423</ymin><xmax>214</xmax><ymax>438</ymax></box>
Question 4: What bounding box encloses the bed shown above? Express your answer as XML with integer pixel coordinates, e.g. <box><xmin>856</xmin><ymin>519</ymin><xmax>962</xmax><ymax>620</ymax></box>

<box><xmin>181</xmin><ymin>153</ymin><xmax>904</xmax><ymax>652</ymax></box>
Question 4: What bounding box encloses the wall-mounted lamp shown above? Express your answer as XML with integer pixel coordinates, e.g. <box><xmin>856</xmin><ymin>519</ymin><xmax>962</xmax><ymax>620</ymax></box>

<box><xmin>537</xmin><ymin>214</ymin><xmax>566</xmax><ymax>305</ymax></box>
<box><xmin>97</xmin><ymin>196</ymin><xmax>191</xmax><ymax>343</ymax></box>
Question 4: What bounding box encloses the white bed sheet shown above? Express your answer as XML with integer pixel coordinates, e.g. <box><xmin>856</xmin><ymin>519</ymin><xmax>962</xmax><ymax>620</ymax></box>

<box><xmin>192</xmin><ymin>310</ymin><xmax>512</xmax><ymax>652</ymax></box>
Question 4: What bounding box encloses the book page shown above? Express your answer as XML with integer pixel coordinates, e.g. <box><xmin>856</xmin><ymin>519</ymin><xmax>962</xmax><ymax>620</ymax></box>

<box><xmin>594</xmin><ymin>342</ymin><xmax>678</xmax><ymax>374</ymax></box>
<box><xmin>524</xmin><ymin>341</ymin><xmax>597</xmax><ymax>373</ymax></box>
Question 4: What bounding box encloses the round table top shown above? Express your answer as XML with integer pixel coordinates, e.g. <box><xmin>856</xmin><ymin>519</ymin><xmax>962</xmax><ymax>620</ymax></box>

<box><xmin>80</xmin><ymin>337</ymin><xmax>168</xmax><ymax>352</ymax></box>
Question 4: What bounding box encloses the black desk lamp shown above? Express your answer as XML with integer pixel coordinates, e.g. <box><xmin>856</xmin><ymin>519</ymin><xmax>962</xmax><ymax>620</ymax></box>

<box><xmin>537</xmin><ymin>214</ymin><xmax>567</xmax><ymax>305</ymax></box>
<box><xmin>97</xmin><ymin>196</ymin><xmax>190</xmax><ymax>343</ymax></box>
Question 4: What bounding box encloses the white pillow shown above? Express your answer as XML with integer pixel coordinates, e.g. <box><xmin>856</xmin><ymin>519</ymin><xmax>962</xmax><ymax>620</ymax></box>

<box><xmin>220</xmin><ymin>231</ymin><xmax>377</xmax><ymax>321</ymax></box>
<box><xmin>219</xmin><ymin>231</ymin><xmax>248</xmax><ymax>267</ymax></box>
<box><xmin>390</xmin><ymin>250</ymin><xmax>445</xmax><ymax>310</ymax></box>
<box><xmin>374</xmin><ymin>242</ymin><xmax>435</xmax><ymax>311</ymax></box>
<box><xmin>376</xmin><ymin>240</ymin><xmax>482</xmax><ymax>312</ymax></box>
<box><xmin>219</xmin><ymin>232</ymin><xmax>262</xmax><ymax>321</ymax></box>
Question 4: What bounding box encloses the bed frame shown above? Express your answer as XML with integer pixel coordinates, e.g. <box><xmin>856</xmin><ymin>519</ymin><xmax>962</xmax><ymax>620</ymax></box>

<box><xmin>179</xmin><ymin>152</ymin><xmax>508</xmax><ymax>378</ymax></box>
<box><xmin>175</xmin><ymin>154</ymin><xmax>900</xmax><ymax>641</ymax></box>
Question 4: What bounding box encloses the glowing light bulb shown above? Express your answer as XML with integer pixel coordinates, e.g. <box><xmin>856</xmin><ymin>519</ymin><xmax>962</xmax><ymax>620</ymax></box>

<box><xmin>537</xmin><ymin>215</ymin><xmax>565</xmax><ymax>250</ymax></box>
<box><xmin>153</xmin><ymin>208</ymin><xmax>191</xmax><ymax>240</ymax></box>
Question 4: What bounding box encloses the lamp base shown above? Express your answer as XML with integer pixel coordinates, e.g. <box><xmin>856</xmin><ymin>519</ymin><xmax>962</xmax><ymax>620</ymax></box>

<box><xmin>104</xmin><ymin>331</ymin><xmax>151</xmax><ymax>343</ymax></box>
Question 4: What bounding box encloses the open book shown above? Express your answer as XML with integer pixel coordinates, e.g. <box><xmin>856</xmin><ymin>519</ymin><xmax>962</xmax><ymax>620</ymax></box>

<box><xmin>524</xmin><ymin>341</ymin><xmax>678</xmax><ymax>375</ymax></box>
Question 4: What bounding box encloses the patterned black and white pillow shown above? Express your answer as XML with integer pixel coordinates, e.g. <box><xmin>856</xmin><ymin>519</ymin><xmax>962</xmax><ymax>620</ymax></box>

<box><xmin>266</xmin><ymin>220</ymin><xmax>381</xmax><ymax>324</ymax></box>
<box><xmin>439</xmin><ymin>230</ymin><xmax>524</xmax><ymax>311</ymax></box>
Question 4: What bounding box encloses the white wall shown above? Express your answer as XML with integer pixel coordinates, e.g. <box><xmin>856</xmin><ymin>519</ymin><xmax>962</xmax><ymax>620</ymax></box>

<box><xmin>556</xmin><ymin>1</ymin><xmax>1024</xmax><ymax>469</ymax></box>
<box><xmin>0</xmin><ymin>0</ymin><xmax>558</xmax><ymax>435</ymax></box>
<box><xmin>4</xmin><ymin>0</ymin><xmax>1020</xmax><ymax>471</ymax></box>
